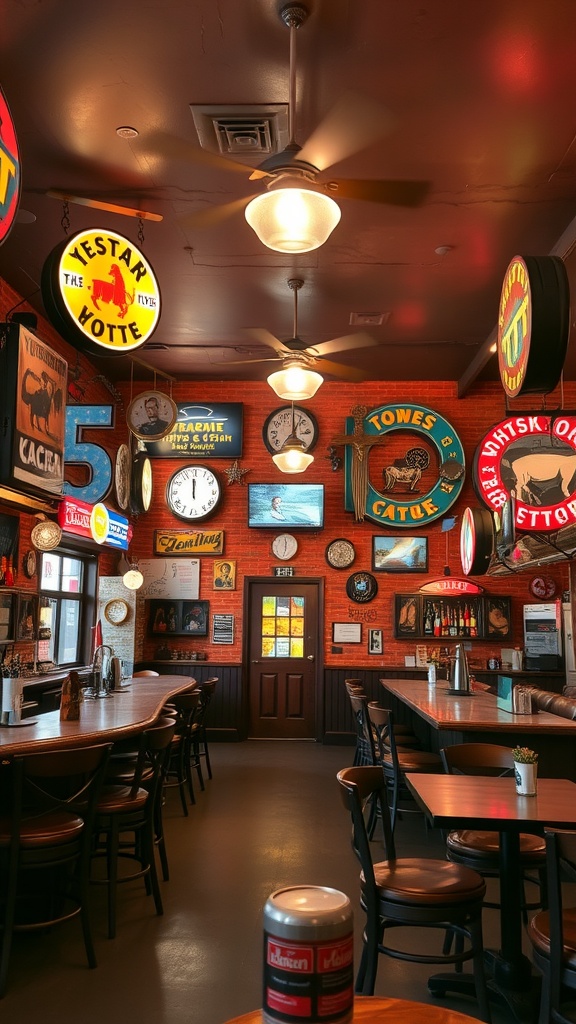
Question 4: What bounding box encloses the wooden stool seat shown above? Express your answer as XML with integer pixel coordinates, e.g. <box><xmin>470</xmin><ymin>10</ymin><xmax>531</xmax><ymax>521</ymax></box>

<box><xmin>372</xmin><ymin>857</ymin><xmax>486</xmax><ymax>904</ymax></box>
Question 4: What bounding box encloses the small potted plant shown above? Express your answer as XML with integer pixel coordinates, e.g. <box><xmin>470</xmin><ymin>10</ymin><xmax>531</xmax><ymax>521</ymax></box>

<box><xmin>511</xmin><ymin>746</ymin><xmax>538</xmax><ymax>796</ymax></box>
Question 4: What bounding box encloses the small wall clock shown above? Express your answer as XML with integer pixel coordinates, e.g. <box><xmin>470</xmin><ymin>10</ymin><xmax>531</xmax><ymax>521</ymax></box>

<box><xmin>166</xmin><ymin>465</ymin><xmax>222</xmax><ymax>522</ymax></box>
<box><xmin>346</xmin><ymin>571</ymin><xmax>378</xmax><ymax>603</ymax></box>
<box><xmin>104</xmin><ymin>597</ymin><xmax>130</xmax><ymax>625</ymax></box>
<box><xmin>272</xmin><ymin>533</ymin><xmax>298</xmax><ymax>561</ymax></box>
<box><xmin>263</xmin><ymin>406</ymin><xmax>319</xmax><ymax>454</ymax></box>
<box><xmin>326</xmin><ymin>538</ymin><xmax>355</xmax><ymax>569</ymax></box>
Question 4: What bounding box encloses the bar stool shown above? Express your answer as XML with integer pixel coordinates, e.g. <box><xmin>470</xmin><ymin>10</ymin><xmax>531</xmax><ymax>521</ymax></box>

<box><xmin>367</xmin><ymin>702</ymin><xmax>442</xmax><ymax>830</ymax></box>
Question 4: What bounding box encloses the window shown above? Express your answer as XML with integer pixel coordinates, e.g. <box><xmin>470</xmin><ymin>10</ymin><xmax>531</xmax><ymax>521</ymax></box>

<box><xmin>40</xmin><ymin>548</ymin><xmax>97</xmax><ymax>667</ymax></box>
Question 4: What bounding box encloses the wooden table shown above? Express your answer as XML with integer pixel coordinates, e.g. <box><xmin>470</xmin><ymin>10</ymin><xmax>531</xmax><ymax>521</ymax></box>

<box><xmin>223</xmin><ymin>995</ymin><xmax>482</xmax><ymax>1023</ymax></box>
<box><xmin>405</xmin><ymin>772</ymin><xmax>576</xmax><ymax>1022</ymax></box>
<box><xmin>380</xmin><ymin>678</ymin><xmax>576</xmax><ymax>778</ymax></box>
<box><xmin>0</xmin><ymin>675</ymin><xmax>196</xmax><ymax>755</ymax></box>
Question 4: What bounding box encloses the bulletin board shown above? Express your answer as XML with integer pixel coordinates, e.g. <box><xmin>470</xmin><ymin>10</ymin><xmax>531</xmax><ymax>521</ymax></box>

<box><xmin>138</xmin><ymin>558</ymin><xmax>200</xmax><ymax>600</ymax></box>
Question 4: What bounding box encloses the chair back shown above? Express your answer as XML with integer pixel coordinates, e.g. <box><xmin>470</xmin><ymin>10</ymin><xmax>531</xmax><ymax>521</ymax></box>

<box><xmin>337</xmin><ymin>766</ymin><xmax>396</xmax><ymax>879</ymax></box>
<box><xmin>348</xmin><ymin>693</ymin><xmax>376</xmax><ymax>765</ymax></box>
<box><xmin>541</xmin><ymin>827</ymin><xmax>576</xmax><ymax>1021</ymax></box>
<box><xmin>440</xmin><ymin>742</ymin><xmax>515</xmax><ymax>777</ymax></box>
<box><xmin>366</xmin><ymin>702</ymin><xmax>399</xmax><ymax>770</ymax></box>
<box><xmin>344</xmin><ymin>678</ymin><xmax>365</xmax><ymax>696</ymax></box>
<box><xmin>193</xmin><ymin>679</ymin><xmax>217</xmax><ymax>726</ymax></box>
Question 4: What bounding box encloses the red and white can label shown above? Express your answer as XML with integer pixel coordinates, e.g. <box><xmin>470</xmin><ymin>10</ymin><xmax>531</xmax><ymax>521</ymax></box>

<box><xmin>263</xmin><ymin>933</ymin><xmax>353</xmax><ymax>1023</ymax></box>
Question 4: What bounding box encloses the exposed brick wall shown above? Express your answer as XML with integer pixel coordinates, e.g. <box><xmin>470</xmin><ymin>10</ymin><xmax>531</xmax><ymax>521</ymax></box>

<box><xmin>0</xmin><ymin>276</ymin><xmax>572</xmax><ymax>672</ymax></box>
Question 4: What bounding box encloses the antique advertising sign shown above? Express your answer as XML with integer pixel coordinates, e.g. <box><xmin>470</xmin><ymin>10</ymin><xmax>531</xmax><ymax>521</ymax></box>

<box><xmin>142</xmin><ymin>403</ymin><xmax>243</xmax><ymax>458</ymax></box>
<box><xmin>41</xmin><ymin>227</ymin><xmax>161</xmax><ymax>358</ymax></box>
<box><xmin>0</xmin><ymin>87</ymin><xmax>21</xmax><ymax>246</ymax></box>
<box><xmin>474</xmin><ymin>413</ymin><xmax>576</xmax><ymax>532</ymax></box>
<box><xmin>344</xmin><ymin>403</ymin><xmax>465</xmax><ymax>527</ymax></box>
<box><xmin>0</xmin><ymin>326</ymin><xmax>68</xmax><ymax>495</ymax></box>
<box><xmin>153</xmin><ymin>529</ymin><xmax>224</xmax><ymax>556</ymax></box>
<box><xmin>58</xmin><ymin>496</ymin><xmax>130</xmax><ymax>549</ymax></box>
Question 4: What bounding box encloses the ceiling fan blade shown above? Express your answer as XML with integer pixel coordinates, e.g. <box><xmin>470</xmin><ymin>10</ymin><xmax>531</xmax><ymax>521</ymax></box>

<box><xmin>142</xmin><ymin>130</ymin><xmax>263</xmax><ymax>177</ymax></box>
<box><xmin>316</xmin><ymin>358</ymin><xmax>368</xmax><ymax>382</ymax></box>
<box><xmin>310</xmin><ymin>332</ymin><xmax>378</xmax><ymax>357</ymax></box>
<box><xmin>45</xmin><ymin>190</ymin><xmax>162</xmax><ymax>221</ymax></box>
<box><xmin>213</xmin><ymin>356</ymin><xmax>281</xmax><ymax>367</ymax></box>
<box><xmin>181</xmin><ymin>195</ymin><xmax>255</xmax><ymax>229</ymax></box>
<box><xmin>243</xmin><ymin>328</ymin><xmax>285</xmax><ymax>350</ymax></box>
<box><xmin>298</xmin><ymin>92</ymin><xmax>392</xmax><ymax>172</ymax></box>
<box><xmin>327</xmin><ymin>178</ymin><xmax>430</xmax><ymax>207</ymax></box>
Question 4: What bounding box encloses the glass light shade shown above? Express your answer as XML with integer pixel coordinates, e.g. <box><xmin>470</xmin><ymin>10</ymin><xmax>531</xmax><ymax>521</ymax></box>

<box><xmin>245</xmin><ymin>186</ymin><xmax>341</xmax><ymax>254</ymax></box>
<box><xmin>123</xmin><ymin>567</ymin><xmax>144</xmax><ymax>590</ymax></box>
<box><xmin>267</xmin><ymin>363</ymin><xmax>323</xmax><ymax>401</ymax></box>
<box><xmin>272</xmin><ymin>445</ymin><xmax>314</xmax><ymax>474</ymax></box>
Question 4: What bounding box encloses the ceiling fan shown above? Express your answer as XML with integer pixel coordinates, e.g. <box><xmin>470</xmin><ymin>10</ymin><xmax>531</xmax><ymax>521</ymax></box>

<box><xmin>171</xmin><ymin>2</ymin><xmax>430</xmax><ymax>243</ymax></box>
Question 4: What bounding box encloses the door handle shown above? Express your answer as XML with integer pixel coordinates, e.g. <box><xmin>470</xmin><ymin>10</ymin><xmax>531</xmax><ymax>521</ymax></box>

<box><xmin>251</xmin><ymin>659</ymin><xmax>260</xmax><ymax>664</ymax></box>
<box><xmin>307</xmin><ymin>655</ymin><xmax>314</xmax><ymax>661</ymax></box>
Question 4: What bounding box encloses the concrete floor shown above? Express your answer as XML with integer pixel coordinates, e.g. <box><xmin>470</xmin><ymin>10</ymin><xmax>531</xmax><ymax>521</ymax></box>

<box><xmin>2</xmin><ymin>741</ymin><xmax>544</xmax><ymax>1023</ymax></box>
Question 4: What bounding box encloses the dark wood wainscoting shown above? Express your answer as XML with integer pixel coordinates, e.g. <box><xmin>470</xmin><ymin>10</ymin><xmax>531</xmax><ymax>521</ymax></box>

<box><xmin>136</xmin><ymin>662</ymin><xmax>243</xmax><ymax>741</ymax></box>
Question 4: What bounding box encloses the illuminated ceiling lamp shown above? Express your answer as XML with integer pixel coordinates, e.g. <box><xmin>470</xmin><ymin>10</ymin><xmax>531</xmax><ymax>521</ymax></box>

<box><xmin>244</xmin><ymin>4</ymin><xmax>341</xmax><ymax>255</ymax></box>
<box><xmin>122</xmin><ymin>557</ymin><xmax>144</xmax><ymax>591</ymax></box>
<box><xmin>267</xmin><ymin>280</ymin><xmax>323</xmax><ymax>400</ymax></box>
<box><xmin>272</xmin><ymin>403</ymin><xmax>314</xmax><ymax>474</ymax></box>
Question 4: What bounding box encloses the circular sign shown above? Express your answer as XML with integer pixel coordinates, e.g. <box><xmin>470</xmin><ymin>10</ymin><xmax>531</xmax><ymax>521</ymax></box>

<box><xmin>127</xmin><ymin>391</ymin><xmax>178</xmax><ymax>440</ymax></box>
<box><xmin>325</xmin><ymin>538</ymin><xmax>356</xmax><ymax>569</ymax></box>
<box><xmin>460</xmin><ymin>506</ymin><xmax>494</xmax><ymax>576</ymax></box>
<box><xmin>497</xmin><ymin>255</ymin><xmax>569</xmax><ymax>398</ymax></box>
<box><xmin>272</xmin><ymin>534</ymin><xmax>298</xmax><ymax>560</ymax></box>
<box><xmin>104</xmin><ymin>598</ymin><xmax>130</xmax><ymax>625</ymax></box>
<box><xmin>23</xmin><ymin>549</ymin><xmax>37</xmax><ymax>578</ymax></box>
<box><xmin>0</xmin><ymin>87</ymin><xmax>21</xmax><ymax>246</ymax></box>
<box><xmin>31</xmin><ymin>520</ymin><xmax>62</xmax><ymax>551</ymax></box>
<box><xmin>41</xmin><ymin>227</ymin><xmax>161</xmax><ymax>358</ymax></box>
<box><xmin>90</xmin><ymin>502</ymin><xmax>109</xmax><ymax>544</ymax></box>
<box><xmin>529</xmin><ymin>575</ymin><xmax>558</xmax><ymax>600</ymax></box>
<box><xmin>346</xmin><ymin>571</ymin><xmax>378</xmax><ymax>603</ymax></box>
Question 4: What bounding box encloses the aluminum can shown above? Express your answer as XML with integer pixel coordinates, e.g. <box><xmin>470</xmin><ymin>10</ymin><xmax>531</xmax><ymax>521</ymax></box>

<box><xmin>263</xmin><ymin>885</ymin><xmax>353</xmax><ymax>1024</ymax></box>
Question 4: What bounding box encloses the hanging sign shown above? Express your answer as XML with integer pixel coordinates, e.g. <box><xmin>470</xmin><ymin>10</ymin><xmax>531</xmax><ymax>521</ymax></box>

<box><xmin>0</xmin><ymin>87</ymin><xmax>21</xmax><ymax>246</ymax></box>
<box><xmin>419</xmin><ymin>577</ymin><xmax>484</xmax><ymax>595</ymax></box>
<box><xmin>41</xmin><ymin>227</ymin><xmax>161</xmax><ymax>359</ymax></box>
<box><xmin>153</xmin><ymin>529</ymin><xmax>224</xmax><ymax>556</ymax></box>
<box><xmin>474</xmin><ymin>413</ymin><xmax>576</xmax><ymax>532</ymax></box>
<box><xmin>141</xmin><ymin>403</ymin><xmax>243</xmax><ymax>458</ymax></box>
<box><xmin>58</xmin><ymin>496</ymin><xmax>130</xmax><ymax>549</ymax></box>
<box><xmin>344</xmin><ymin>403</ymin><xmax>465</xmax><ymax>527</ymax></box>
<box><xmin>497</xmin><ymin>255</ymin><xmax>569</xmax><ymax>398</ymax></box>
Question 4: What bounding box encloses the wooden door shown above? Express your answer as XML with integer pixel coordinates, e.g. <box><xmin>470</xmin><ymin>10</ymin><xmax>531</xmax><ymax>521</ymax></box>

<box><xmin>247</xmin><ymin>580</ymin><xmax>320</xmax><ymax>738</ymax></box>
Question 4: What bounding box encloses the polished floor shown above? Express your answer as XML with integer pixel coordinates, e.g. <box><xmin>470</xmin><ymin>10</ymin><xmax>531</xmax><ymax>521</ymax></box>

<box><xmin>4</xmin><ymin>741</ymin><xmax>544</xmax><ymax>1023</ymax></box>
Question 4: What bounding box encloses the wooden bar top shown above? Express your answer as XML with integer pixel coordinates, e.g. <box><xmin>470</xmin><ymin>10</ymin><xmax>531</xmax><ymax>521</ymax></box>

<box><xmin>0</xmin><ymin>675</ymin><xmax>196</xmax><ymax>756</ymax></box>
<box><xmin>380</xmin><ymin>677</ymin><xmax>576</xmax><ymax>735</ymax></box>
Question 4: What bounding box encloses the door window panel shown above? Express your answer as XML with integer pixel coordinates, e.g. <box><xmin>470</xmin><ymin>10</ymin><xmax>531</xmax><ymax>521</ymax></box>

<box><xmin>261</xmin><ymin>594</ymin><xmax>306</xmax><ymax>658</ymax></box>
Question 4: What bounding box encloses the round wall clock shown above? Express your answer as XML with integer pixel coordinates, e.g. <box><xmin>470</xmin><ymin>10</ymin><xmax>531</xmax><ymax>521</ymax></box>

<box><xmin>126</xmin><ymin>390</ymin><xmax>178</xmax><ymax>441</ymax></box>
<box><xmin>23</xmin><ymin>549</ymin><xmax>37</xmax><ymax>578</ymax></box>
<box><xmin>104</xmin><ymin>597</ymin><xmax>130</xmax><ymax>625</ymax></box>
<box><xmin>263</xmin><ymin>406</ymin><xmax>319</xmax><ymax>454</ymax></box>
<box><xmin>346</xmin><ymin>571</ymin><xmax>378</xmax><ymax>603</ymax></box>
<box><xmin>326</xmin><ymin>539</ymin><xmax>356</xmax><ymax>569</ymax></box>
<box><xmin>166</xmin><ymin>465</ymin><xmax>222</xmax><ymax>522</ymax></box>
<box><xmin>529</xmin><ymin>575</ymin><xmax>558</xmax><ymax>600</ymax></box>
<box><xmin>114</xmin><ymin>443</ymin><xmax>131</xmax><ymax>510</ymax></box>
<box><xmin>272</xmin><ymin>534</ymin><xmax>298</xmax><ymax>561</ymax></box>
<box><xmin>130</xmin><ymin>453</ymin><xmax>153</xmax><ymax>514</ymax></box>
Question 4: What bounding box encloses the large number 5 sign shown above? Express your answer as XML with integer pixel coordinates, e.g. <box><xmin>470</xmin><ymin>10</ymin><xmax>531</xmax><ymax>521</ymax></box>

<box><xmin>64</xmin><ymin>405</ymin><xmax>114</xmax><ymax>504</ymax></box>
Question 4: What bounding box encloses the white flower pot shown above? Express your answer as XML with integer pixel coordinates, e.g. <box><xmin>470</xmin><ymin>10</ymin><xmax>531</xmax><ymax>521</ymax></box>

<box><xmin>514</xmin><ymin>761</ymin><xmax>537</xmax><ymax>796</ymax></box>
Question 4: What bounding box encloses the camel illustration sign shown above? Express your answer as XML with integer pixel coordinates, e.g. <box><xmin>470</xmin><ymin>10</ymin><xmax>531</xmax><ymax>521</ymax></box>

<box><xmin>474</xmin><ymin>413</ymin><xmax>576</xmax><ymax>532</ymax></box>
<box><xmin>41</xmin><ymin>227</ymin><xmax>161</xmax><ymax>358</ymax></box>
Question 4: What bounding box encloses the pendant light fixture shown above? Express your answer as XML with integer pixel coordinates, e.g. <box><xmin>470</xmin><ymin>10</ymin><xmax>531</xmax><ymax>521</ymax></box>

<box><xmin>244</xmin><ymin>5</ymin><xmax>340</xmax><ymax>254</ymax></box>
<box><xmin>267</xmin><ymin>279</ymin><xmax>324</xmax><ymax>400</ymax></box>
<box><xmin>272</xmin><ymin>402</ymin><xmax>314</xmax><ymax>474</ymax></box>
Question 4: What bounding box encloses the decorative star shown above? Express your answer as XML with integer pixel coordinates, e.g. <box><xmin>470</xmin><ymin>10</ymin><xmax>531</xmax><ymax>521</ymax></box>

<box><xmin>225</xmin><ymin>460</ymin><xmax>250</xmax><ymax>485</ymax></box>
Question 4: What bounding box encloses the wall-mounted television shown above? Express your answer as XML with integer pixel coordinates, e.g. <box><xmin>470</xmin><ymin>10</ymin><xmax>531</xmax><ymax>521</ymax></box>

<box><xmin>248</xmin><ymin>483</ymin><xmax>324</xmax><ymax>529</ymax></box>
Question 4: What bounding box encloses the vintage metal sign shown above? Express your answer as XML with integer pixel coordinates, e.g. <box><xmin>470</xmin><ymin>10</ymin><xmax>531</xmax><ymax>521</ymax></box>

<box><xmin>344</xmin><ymin>403</ymin><xmax>465</xmax><ymax>527</ymax></box>
<box><xmin>0</xmin><ymin>87</ymin><xmax>21</xmax><ymax>246</ymax></box>
<box><xmin>153</xmin><ymin>529</ymin><xmax>224</xmax><ymax>556</ymax></box>
<box><xmin>142</xmin><ymin>403</ymin><xmax>243</xmax><ymax>458</ymax></box>
<box><xmin>474</xmin><ymin>413</ymin><xmax>576</xmax><ymax>532</ymax></box>
<box><xmin>41</xmin><ymin>227</ymin><xmax>161</xmax><ymax>358</ymax></box>
<box><xmin>419</xmin><ymin>577</ymin><xmax>484</xmax><ymax>595</ymax></box>
<box><xmin>58</xmin><ymin>496</ymin><xmax>130</xmax><ymax>549</ymax></box>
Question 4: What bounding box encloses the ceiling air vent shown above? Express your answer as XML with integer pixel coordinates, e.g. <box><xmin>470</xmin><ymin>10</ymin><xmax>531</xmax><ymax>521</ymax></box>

<box><xmin>349</xmin><ymin>311</ymin><xmax>390</xmax><ymax>327</ymax></box>
<box><xmin>190</xmin><ymin>104</ymin><xmax>289</xmax><ymax>162</ymax></box>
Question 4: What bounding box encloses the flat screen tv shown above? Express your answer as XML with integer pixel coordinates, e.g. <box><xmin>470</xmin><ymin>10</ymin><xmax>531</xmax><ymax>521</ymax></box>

<box><xmin>248</xmin><ymin>483</ymin><xmax>324</xmax><ymax>529</ymax></box>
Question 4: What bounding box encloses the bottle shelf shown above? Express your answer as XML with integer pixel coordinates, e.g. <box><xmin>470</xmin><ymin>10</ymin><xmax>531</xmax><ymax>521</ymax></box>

<box><xmin>394</xmin><ymin>593</ymin><xmax>511</xmax><ymax>641</ymax></box>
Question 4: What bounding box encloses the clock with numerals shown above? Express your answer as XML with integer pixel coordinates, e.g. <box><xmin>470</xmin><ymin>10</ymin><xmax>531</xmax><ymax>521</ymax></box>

<box><xmin>263</xmin><ymin>406</ymin><xmax>319</xmax><ymax>454</ymax></box>
<box><xmin>166</xmin><ymin>465</ymin><xmax>222</xmax><ymax>522</ymax></box>
<box><xmin>272</xmin><ymin>533</ymin><xmax>298</xmax><ymax>561</ymax></box>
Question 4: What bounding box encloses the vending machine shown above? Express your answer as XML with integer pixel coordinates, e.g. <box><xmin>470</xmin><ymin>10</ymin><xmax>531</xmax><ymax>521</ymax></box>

<box><xmin>523</xmin><ymin>602</ymin><xmax>562</xmax><ymax>670</ymax></box>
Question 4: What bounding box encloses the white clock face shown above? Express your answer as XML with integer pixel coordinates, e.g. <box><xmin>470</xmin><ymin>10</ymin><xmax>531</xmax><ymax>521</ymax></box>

<box><xmin>105</xmin><ymin>598</ymin><xmax>129</xmax><ymax>625</ymax></box>
<box><xmin>272</xmin><ymin>533</ymin><xmax>298</xmax><ymax>560</ymax></box>
<box><xmin>167</xmin><ymin>465</ymin><xmax>221</xmax><ymax>521</ymax></box>
<box><xmin>263</xmin><ymin>406</ymin><xmax>319</xmax><ymax>453</ymax></box>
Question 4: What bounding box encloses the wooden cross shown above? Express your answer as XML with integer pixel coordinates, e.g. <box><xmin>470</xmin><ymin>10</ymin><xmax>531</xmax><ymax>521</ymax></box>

<box><xmin>331</xmin><ymin>405</ymin><xmax>388</xmax><ymax>522</ymax></box>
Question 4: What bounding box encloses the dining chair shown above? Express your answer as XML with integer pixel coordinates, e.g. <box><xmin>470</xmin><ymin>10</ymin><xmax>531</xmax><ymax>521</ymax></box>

<box><xmin>188</xmin><ymin>677</ymin><xmax>218</xmax><ymax>788</ymax></box>
<box><xmin>336</xmin><ymin>766</ymin><xmax>491</xmax><ymax>1022</ymax></box>
<box><xmin>164</xmin><ymin>690</ymin><xmax>202</xmax><ymax>814</ymax></box>
<box><xmin>91</xmin><ymin>717</ymin><xmax>176</xmax><ymax>938</ymax></box>
<box><xmin>367</xmin><ymin>702</ymin><xmax>442</xmax><ymax>830</ymax></box>
<box><xmin>440</xmin><ymin>743</ymin><xmax>547</xmax><ymax>915</ymax></box>
<box><xmin>528</xmin><ymin>826</ymin><xmax>576</xmax><ymax>1024</ymax></box>
<box><xmin>0</xmin><ymin>742</ymin><xmax>112</xmax><ymax>997</ymax></box>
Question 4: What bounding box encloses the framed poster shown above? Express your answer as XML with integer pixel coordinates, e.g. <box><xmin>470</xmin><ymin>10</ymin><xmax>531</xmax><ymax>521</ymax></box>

<box><xmin>368</xmin><ymin>628</ymin><xmax>383</xmax><ymax>655</ymax></box>
<box><xmin>372</xmin><ymin>535</ymin><xmax>428</xmax><ymax>572</ymax></box>
<box><xmin>486</xmin><ymin>596</ymin><xmax>512</xmax><ymax>639</ymax></box>
<box><xmin>332</xmin><ymin>622</ymin><xmax>362</xmax><ymax>644</ymax></box>
<box><xmin>213</xmin><ymin>559</ymin><xmax>236</xmax><ymax>590</ymax></box>
<box><xmin>148</xmin><ymin>599</ymin><xmax>209</xmax><ymax>637</ymax></box>
<box><xmin>212</xmin><ymin>613</ymin><xmax>234</xmax><ymax>644</ymax></box>
<box><xmin>394</xmin><ymin>595</ymin><xmax>420</xmax><ymax>637</ymax></box>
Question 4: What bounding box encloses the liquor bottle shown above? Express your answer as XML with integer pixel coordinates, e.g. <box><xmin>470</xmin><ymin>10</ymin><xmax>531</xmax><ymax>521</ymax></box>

<box><xmin>433</xmin><ymin>604</ymin><xmax>441</xmax><ymax>637</ymax></box>
<box><xmin>463</xmin><ymin>602</ymin><xmax>471</xmax><ymax>636</ymax></box>
<box><xmin>442</xmin><ymin>602</ymin><xmax>449</xmax><ymax>636</ymax></box>
<box><xmin>458</xmin><ymin>602</ymin><xmax>465</xmax><ymax>635</ymax></box>
<box><xmin>469</xmin><ymin>602</ymin><xmax>478</xmax><ymax>637</ymax></box>
<box><xmin>424</xmin><ymin>601</ymin><xmax>434</xmax><ymax>635</ymax></box>
<box><xmin>4</xmin><ymin>558</ymin><xmax>14</xmax><ymax>587</ymax></box>
<box><xmin>60</xmin><ymin>670</ymin><xmax>81</xmax><ymax>721</ymax></box>
<box><xmin>449</xmin><ymin>606</ymin><xmax>457</xmax><ymax>637</ymax></box>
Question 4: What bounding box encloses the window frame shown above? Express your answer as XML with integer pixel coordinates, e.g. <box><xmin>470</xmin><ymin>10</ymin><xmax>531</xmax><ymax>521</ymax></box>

<box><xmin>39</xmin><ymin>545</ymin><xmax>98</xmax><ymax>668</ymax></box>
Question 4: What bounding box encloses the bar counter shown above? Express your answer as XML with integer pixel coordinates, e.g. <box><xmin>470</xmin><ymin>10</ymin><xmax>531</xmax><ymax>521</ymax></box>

<box><xmin>379</xmin><ymin>677</ymin><xmax>576</xmax><ymax>779</ymax></box>
<box><xmin>0</xmin><ymin>675</ymin><xmax>195</xmax><ymax>756</ymax></box>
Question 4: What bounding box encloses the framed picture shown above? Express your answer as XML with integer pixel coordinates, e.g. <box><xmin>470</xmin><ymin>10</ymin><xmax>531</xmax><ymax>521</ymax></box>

<box><xmin>16</xmin><ymin>593</ymin><xmax>38</xmax><ymax>640</ymax></box>
<box><xmin>148</xmin><ymin>599</ymin><xmax>209</xmax><ymax>637</ymax></box>
<box><xmin>394</xmin><ymin>595</ymin><xmax>420</xmax><ymax>637</ymax></box>
<box><xmin>373</xmin><ymin>535</ymin><xmax>428</xmax><ymax>572</ymax></box>
<box><xmin>486</xmin><ymin>596</ymin><xmax>512</xmax><ymax>639</ymax></box>
<box><xmin>332</xmin><ymin>622</ymin><xmax>362</xmax><ymax>644</ymax></box>
<box><xmin>213</xmin><ymin>559</ymin><xmax>236</xmax><ymax>590</ymax></box>
<box><xmin>368</xmin><ymin>628</ymin><xmax>383</xmax><ymax>655</ymax></box>
<box><xmin>126</xmin><ymin>390</ymin><xmax>178</xmax><ymax>441</ymax></box>
<box><xmin>248</xmin><ymin>483</ymin><xmax>324</xmax><ymax>529</ymax></box>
